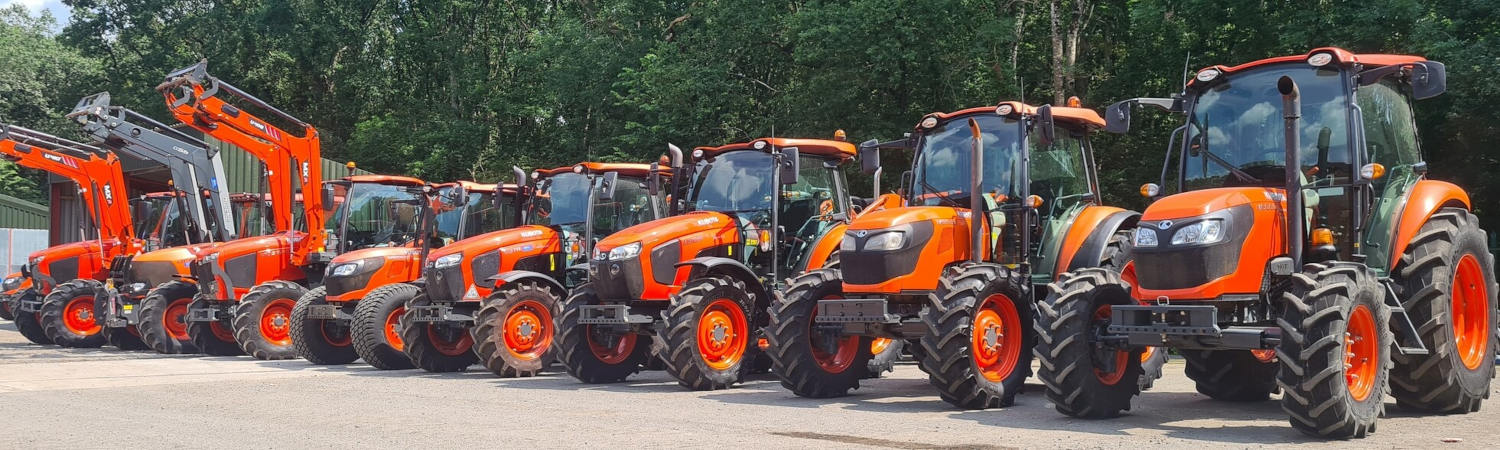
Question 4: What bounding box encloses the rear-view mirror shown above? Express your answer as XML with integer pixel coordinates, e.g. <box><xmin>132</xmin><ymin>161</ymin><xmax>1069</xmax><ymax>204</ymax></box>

<box><xmin>779</xmin><ymin>147</ymin><xmax>800</xmax><ymax>185</ymax></box>
<box><xmin>320</xmin><ymin>185</ymin><xmax>335</xmax><ymax>209</ymax></box>
<box><xmin>1037</xmin><ymin>105</ymin><xmax>1057</xmax><ymax>146</ymax></box>
<box><xmin>647</xmin><ymin>162</ymin><xmax>661</xmax><ymax>196</ymax></box>
<box><xmin>858</xmin><ymin>139</ymin><xmax>881</xmax><ymax>175</ymax></box>
<box><xmin>598</xmin><ymin>171</ymin><xmax>619</xmax><ymax>201</ymax></box>
<box><xmin>1105</xmin><ymin>101</ymin><xmax>1132</xmax><ymax>134</ymax></box>
<box><xmin>1412</xmin><ymin>61</ymin><xmax>1446</xmax><ymax>100</ymax></box>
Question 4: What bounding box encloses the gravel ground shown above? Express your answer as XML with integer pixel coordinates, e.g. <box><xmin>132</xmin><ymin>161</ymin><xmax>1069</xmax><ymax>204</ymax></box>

<box><xmin>0</xmin><ymin>321</ymin><xmax>1493</xmax><ymax>449</ymax></box>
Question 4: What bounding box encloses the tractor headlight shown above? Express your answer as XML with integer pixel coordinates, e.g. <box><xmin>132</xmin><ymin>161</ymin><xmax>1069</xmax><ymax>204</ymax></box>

<box><xmin>432</xmin><ymin>253</ymin><xmax>463</xmax><ymax>269</ymax></box>
<box><xmin>1170</xmin><ymin>219</ymin><xmax>1226</xmax><ymax>246</ymax></box>
<box><xmin>330</xmin><ymin>261</ymin><xmax>363</xmax><ymax>277</ymax></box>
<box><xmin>608</xmin><ymin>242</ymin><xmax>642</xmax><ymax>261</ymax></box>
<box><xmin>862</xmin><ymin>231</ymin><xmax>907</xmax><ymax>251</ymax></box>
<box><xmin>1133</xmin><ymin>228</ymin><xmax>1158</xmax><ymax>247</ymax></box>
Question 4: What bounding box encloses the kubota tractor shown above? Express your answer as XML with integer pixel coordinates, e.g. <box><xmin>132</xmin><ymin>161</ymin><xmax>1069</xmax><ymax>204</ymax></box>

<box><xmin>1035</xmin><ymin>48</ymin><xmax>1494</xmax><ymax>439</ymax></box>
<box><xmin>391</xmin><ymin>162</ymin><xmax>666</xmax><ymax>373</ymax></box>
<box><xmin>562</xmin><ymin>137</ymin><xmax>854</xmax><ymax>390</ymax></box>
<box><xmin>290</xmin><ymin>181</ymin><xmax>516</xmax><ymax>364</ymax></box>
<box><xmin>769</xmin><ymin>101</ymin><xmax>1156</xmax><ymax>408</ymax></box>
<box><xmin>1</xmin><ymin>123</ymin><xmax>140</xmax><ymax>346</ymax></box>
<box><xmin>469</xmin><ymin>162</ymin><xmax>670</xmax><ymax>377</ymax></box>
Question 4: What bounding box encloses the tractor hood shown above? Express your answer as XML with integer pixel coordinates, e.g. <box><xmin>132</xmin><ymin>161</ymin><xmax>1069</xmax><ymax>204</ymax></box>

<box><xmin>124</xmin><ymin>242</ymin><xmax>223</xmax><ymax>289</ymax></box>
<box><xmin>425</xmin><ymin>225</ymin><xmax>557</xmax><ymax>262</ymax></box>
<box><xmin>325</xmin><ymin>246</ymin><xmax>424</xmax><ymax>300</ymax></box>
<box><xmin>847</xmin><ymin>205</ymin><xmax>964</xmax><ymax>231</ymax></box>
<box><xmin>27</xmin><ymin>238</ymin><xmax>122</xmax><ymax>290</ymax></box>
<box><xmin>1141</xmin><ymin>187</ymin><xmax>1282</xmax><ymax>221</ymax></box>
<box><xmin>593</xmin><ymin>211</ymin><xmax>738</xmax><ymax>255</ymax></box>
<box><xmin>1132</xmin><ymin>187</ymin><xmax>1287</xmax><ymax>301</ymax></box>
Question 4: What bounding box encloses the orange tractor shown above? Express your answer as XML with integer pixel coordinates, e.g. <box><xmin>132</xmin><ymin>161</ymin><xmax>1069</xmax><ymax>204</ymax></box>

<box><xmin>289</xmin><ymin>181</ymin><xmax>517</xmax><ymax>364</ymax></box>
<box><xmin>768</xmin><ymin>102</ymin><xmax>1156</xmax><ymax>408</ymax></box>
<box><xmin>390</xmin><ymin>162</ymin><xmax>666</xmax><ymax>373</ymax></box>
<box><xmin>1035</xmin><ymin>48</ymin><xmax>1494</xmax><ymax>439</ymax></box>
<box><xmin>1</xmin><ymin>273</ymin><xmax>23</xmax><ymax>320</ymax></box>
<box><xmin>562</xmin><ymin>137</ymin><xmax>853</xmax><ymax>390</ymax></box>
<box><xmin>1</xmin><ymin>123</ymin><xmax>140</xmax><ymax>346</ymax></box>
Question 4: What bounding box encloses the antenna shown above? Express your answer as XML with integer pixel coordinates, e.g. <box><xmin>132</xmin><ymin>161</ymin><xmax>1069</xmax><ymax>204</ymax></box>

<box><xmin>1017</xmin><ymin>76</ymin><xmax>1025</xmax><ymax>106</ymax></box>
<box><xmin>1181</xmin><ymin>52</ymin><xmax>1192</xmax><ymax>91</ymax></box>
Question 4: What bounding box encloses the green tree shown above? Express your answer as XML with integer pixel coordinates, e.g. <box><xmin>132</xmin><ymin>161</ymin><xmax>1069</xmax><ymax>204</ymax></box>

<box><xmin>0</xmin><ymin>5</ymin><xmax>103</xmax><ymax>205</ymax></box>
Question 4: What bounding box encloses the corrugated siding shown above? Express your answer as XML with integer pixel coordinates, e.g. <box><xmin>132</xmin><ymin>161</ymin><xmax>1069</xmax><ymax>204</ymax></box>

<box><xmin>210</xmin><ymin>137</ymin><xmax>369</xmax><ymax>195</ymax></box>
<box><xmin>0</xmin><ymin>193</ymin><xmax>46</xmax><ymax>229</ymax></box>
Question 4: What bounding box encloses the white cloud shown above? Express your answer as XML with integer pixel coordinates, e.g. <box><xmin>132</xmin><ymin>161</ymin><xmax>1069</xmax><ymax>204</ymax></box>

<box><xmin>1</xmin><ymin>0</ymin><xmax>71</xmax><ymax>25</ymax></box>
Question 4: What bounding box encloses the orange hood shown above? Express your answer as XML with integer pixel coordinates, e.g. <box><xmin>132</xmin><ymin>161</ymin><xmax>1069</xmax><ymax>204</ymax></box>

<box><xmin>594</xmin><ymin>211</ymin><xmax>738</xmax><ymax>254</ymax></box>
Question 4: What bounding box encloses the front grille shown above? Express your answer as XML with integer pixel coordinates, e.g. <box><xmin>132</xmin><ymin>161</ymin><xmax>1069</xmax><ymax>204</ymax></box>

<box><xmin>427</xmin><ymin>265</ymin><xmax>466</xmax><ymax>302</ymax></box>
<box><xmin>191</xmin><ymin>260</ymin><xmax>219</xmax><ymax>298</ymax></box>
<box><xmin>1133</xmin><ymin>205</ymin><xmax>1254</xmax><ymax>292</ymax></box>
<box><xmin>591</xmin><ymin>259</ymin><xmax>644</xmax><ymax>300</ymax></box>
<box><xmin>109</xmin><ymin>256</ymin><xmax>133</xmax><ymax>282</ymax></box>
<box><xmin>842</xmin><ymin>221</ymin><xmax>933</xmax><ymax>286</ymax></box>
<box><xmin>129</xmin><ymin>261</ymin><xmax>181</xmax><ymax>287</ymax></box>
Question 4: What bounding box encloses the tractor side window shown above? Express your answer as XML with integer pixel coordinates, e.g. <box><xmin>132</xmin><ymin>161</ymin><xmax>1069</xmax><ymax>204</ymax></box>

<box><xmin>592</xmin><ymin>176</ymin><xmax>656</xmax><ymax>236</ymax></box>
<box><xmin>1030</xmin><ymin>131</ymin><xmax>1092</xmax><ymax>220</ymax></box>
<box><xmin>463</xmin><ymin>192</ymin><xmax>508</xmax><ymax>238</ymax></box>
<box><xmin>1359</xmin><ymin>79</ymin><xmax>1426</xmax><ymax>272</ymax></box>
<box><xmin>159</xmin><ymin>200</ymin><xmax>189</xmax><ymax>247</ymax></box>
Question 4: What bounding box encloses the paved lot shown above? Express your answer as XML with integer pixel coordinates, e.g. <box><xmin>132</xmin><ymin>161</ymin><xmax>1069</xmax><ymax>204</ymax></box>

<box><xmin>0</xmin><ymin>322</ymin><xmax>1494</xmax><ymax>449</ymax></box>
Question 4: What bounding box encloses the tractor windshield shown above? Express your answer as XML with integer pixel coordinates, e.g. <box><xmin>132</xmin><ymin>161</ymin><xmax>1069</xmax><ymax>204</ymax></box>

<box><xmin>133</xmin><ymin>195</ymin><xmax>189</xmax><ymax>247</ymax></box>
<box><xmin>231</xmin><ymin>197</ymin><xmax>274</xmax><ymax>238</ymax></box>
<box><xmin>530</xmin><ymin>172</ymin><xmax>591</xmax><ymax>226</ymax></box>
<box><xmin>1180</xmin><ymin>64</ymin><xmax>1350</xmax><ymax>191</ymax></box>
<box><xmin>691</xmin><ymin>150</ymin><xmax>775</xmax><ymax>213</ymax></box>
<box><xmin>590</xmin><ymin>175</ymin><xmax>657</xmax><ymax>235</ymax></box>
<box><xmin>330</xmin><ymin>182</ymin><xmax>425</xmax><ymax>252</ymax></box>
<box><xmin>911</xmin><ymin>114</ymin><xmax>1023</xmax><ymax>207</ymax></box>
<box><xmin>432</xmin><ymin>188</ymin><xmax>508</xmax><ymax>244</ymax></box>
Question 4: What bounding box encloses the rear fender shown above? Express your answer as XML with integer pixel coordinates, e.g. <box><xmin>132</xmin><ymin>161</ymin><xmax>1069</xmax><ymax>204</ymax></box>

<box><xmin>1057</xmin><ymin>207</ymin><xmax>1140</xmax><ymax>274</ymax></box>
<box><xmin>486</xmin><ymin>270</ymin><xmax>565</xmax><ymax>297</ymax></box>
<box><xmin>1388</xmin><ymin>180</ymin><xmax>1471</xmax><ymax>269</ymax></box>
<box><xmin>676</xmin><ymin>257</ymin><xmax>770</xmax><ymax>313</ymax></box>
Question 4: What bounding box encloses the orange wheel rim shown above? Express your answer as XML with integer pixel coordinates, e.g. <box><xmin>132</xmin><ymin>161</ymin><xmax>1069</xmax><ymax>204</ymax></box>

<box><xmin>320</xmin><ymin>319</ymin><xmax>351</xmax><ymax>346</ymax></box>
<box><xmin>1092</xmin><ymin>304</ymin><xmax>1129</xmax><ymax>385</ymax></box>
<box><xmin>385</xmin><ymin>307</ymin><xmax>406</xmax><ymax>351</ymax></box>
<box><xmin>502</xmin><ymin>300</ymin><xmax>553</xmax><ymax>361</ymax></box>
<box><xmin>972</xmin><ymin>294</ymin><xmax>1023</xmax><ymax>382</ymax></box>
<box><xmin>426</xmin><ymin>324</ymin><xmax>472</xmax><ymax>356</ymax></box>
<box><xmin>587</xmin><ymin>326</ymin><xmax>637</xmax><ymax>364</ymax></box>
<box><xmin>1451</xmin><ymin>254</ymin><xmax>1490</xmax><ymax>370</ymax></box>
<box><xmin>258</xmin><ymin>298</ymin><xmax>296</xmax><ymax>346</ymax></box>
<box><xmin>696</xmin><ymin>298</ymin><xmax>748</xmax><ymax>371</ymax></box>
<box><xmin>810</xmin><ymin>295</ymin><xmax>859</xmax><ymax>373</ymax></box>
<box><xmin>1251</xmin><ymin>348</ymin><xmax>1277</xmax><ymax>363</ymax></box>
<box><xmin>871</xmin><ymin>338</ymin><xmax>893</xmax><ymax>355</ymax></box>
<box><xmin>164</xmin><ymin>298</ymin><xmax>192</xmax><ymax>339</ymax></box>
<box><xmin>62</xmin><ymin>295</ymin><xmax>101</xmax><ymax>335</ymax></box>
<box><xmin>211</xmin><ymin>321</ymin><xmax>236</xmax><ymax>342</ymax></box>
<box><xmin>1345</xmin><ymin>304</ymin><xmax>1378</xmax><ymax>401</ymax></box>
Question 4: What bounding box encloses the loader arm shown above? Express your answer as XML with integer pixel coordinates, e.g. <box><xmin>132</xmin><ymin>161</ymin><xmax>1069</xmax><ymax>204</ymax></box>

<box><xmin>157</xmin><ymin>60</ymin><xmax>326</xmax><ymax>265</ymax></box>
<box><xmin>0</xmin><ymin>123</ymin><xmax>136</xmax><ymax>253</ymax></box>
<box><xmin>69</xmin><ymin>92</ymin><xmax>237</xmax><ymax>244</ymax></box>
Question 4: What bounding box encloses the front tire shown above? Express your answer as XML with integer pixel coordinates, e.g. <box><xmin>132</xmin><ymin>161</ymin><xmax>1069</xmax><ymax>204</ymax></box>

<box><xmin>291</xmin><ymin>286</ymin><xmax>358</xmax><ymax>365</ymax></box>
<box><xmin>351</xmin><ymin>283</ymin><xmax>418</xmax><ymax>370</ymax></box>
<box><xmin>1035</xmin><ymin>268</ymin><xmax>1143</xmax><ymax>418</ymax></box>
<box><xmin>474</xmin><ymin>281</ymin><xmax>560</xmax><ymax>377</ymax></box>
<box><xmin>0</xmin><ymin>293</ymin><xmax>15</xmax><ymax>321</ymax></box>
<box><xmin>40</xmin><ymin>279</ymin><xmax>107</xmax><ymax>348</ymax></box>
<box><xmin>766</xmin><ymin>269</ymin><xmax>873</xmax><ymax>398</ymax></box>
<box><xmin>232</xmin><ymin>280</ymin><xmax>306</xmax><ymax>360</ymax></box>
<box><xmin>659</xmin><ymin>275</ymin><xmax>758</xmax><ymax>390</ymax></box>
<box><xmin>1278</xmin><ymin>263</ymin><xmax>1390</xmax><ymax>439</ymax></box>
<box><xmin>186</xmin><ymin>298</ymin><xmax>244</xmax><ymax>356</ymax></box>
<box><xmin>920</xmin><ymin>263</ymin><xmax>1033</xmax><ymax>409</ymax></box>
<box><xmin>555</xmin><ymin>283</ymin><xmax>648</xmax><ymax>383</ymax></box>
<box><xmin>398</xmin><ymin>294</ymin><xmax>477</xmax><ymax>372</ymax></box>
<box><xmin>140</xmin><ymin>281</ymin><xmax>200</xmax><ymax>354</ymax></box>
<box><xmin>1182</xmin><ymin>349</ymin><xmax>1278</xmax><ymax>401</ymax></box>
<box><xmin>1390</xmin><ymin>208</ymin><xmax>1496</xmax><ymax>413</ymax></box>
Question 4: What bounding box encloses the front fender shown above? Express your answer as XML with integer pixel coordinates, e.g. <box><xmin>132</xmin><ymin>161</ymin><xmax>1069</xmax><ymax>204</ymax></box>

<box><xmin>1056</xmin><ymin>206</ymin><xmax>1140</xmax><ymax>275</ymax></box>
<box><xmin>803</xmin><ymin>223</ymin><xmax>847</xmax><ymax>270</ymax></box>
<box><xmin>1389</xmin><ymin>179</ymin><xmax>1472</xmax><ymax>269</ymax></box>
<box><xmin>676</xmin><ymin>257</ymin><xmax>770</xmax><ymax>308</ymax></box>
<box><xmin>487</xmin><ymin>270</ymin><xmax>566</xmax><ymax>296</ymax></box>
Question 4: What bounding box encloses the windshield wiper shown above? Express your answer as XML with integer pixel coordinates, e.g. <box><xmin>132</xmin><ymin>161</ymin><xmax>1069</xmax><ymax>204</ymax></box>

<box><xmin>916</xmin><ymin>174</ymin><xmax>963</xmax><ymax>208</ymax></box>
<box><xmin>1188</xmin><ymin>119</ymin><xmax>1258</xmax><ymax>184</ymax></box>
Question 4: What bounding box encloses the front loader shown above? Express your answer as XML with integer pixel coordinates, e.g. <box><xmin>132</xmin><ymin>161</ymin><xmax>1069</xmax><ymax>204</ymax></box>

<box><xmin>389</xmin><ymin>162</ymin><xmax>664</xmax><ymax>373</ymax></box>
<box><xmin>768</xmin><ymin>101</ymin><xmax>1155</xmax><ymax>408</ymax></box>
<box><xmin>563</xmin><ymin>137</ymin><xmax>854</xmax><ymax>390</ymax></box>
<box><xmin>1</xmin><ymin>123</ymin><xmax>140</xmax><ymax>346</ymax></box>
<box><xmin>1034</xmin><ymin>48</ymin><xmax>1494</xmax><ymax>439</ymax></box>
<box><xmin>290</xmin><ymin>181</ymin><xmax>516</xmax><ymax>364</ymax></box>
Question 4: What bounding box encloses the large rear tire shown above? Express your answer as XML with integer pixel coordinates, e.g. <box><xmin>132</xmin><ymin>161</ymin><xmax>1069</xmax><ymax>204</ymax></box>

<box><xmin>1182</xmin><ymin>349</ymin><xmax>1278</xmax><ymax>401</ymax></box>
<box><xmin>556</xmin><ymin>283</ymin><xmax>648</xmax><ymax>383</ymax></box>
<box><xmin>232</xmin><ymin>280</ymin><xmax>306</xmax><ymax>360</ymax></box>
<box><xmin>766</xmin><ymin>269</ymin><xmax>873</xmax><ymax>397</ymax></box>
<box><xmin>399</xmin><ymin>294</ymin><xmax>477</xmax><ymax>372</ymax></box>
<box><xmin>1035</xmin><ymin>268</ymin><xmax>1143</xmax><ymax>418</ymax></box>
<box><xmin>140</xmin><ymin>281</ymin><xmax>200</xmax><ymax>354</ymax></box>
<box><xmin>1278</xmin><ymin>263</ymin><xmax>1390</xmax><ymax>439</ymax></box>
<box><xmin>13</xmin><ymin>289</ymin><xmax>50</xmax><ymax>344</ymax></box>
<box><xmin>351</xmin><ymin>283</ymin><xmax>417</xmax><ymax>370</ymax></box>
<box><xmin>659</xmin><ymin>275</ymin><xmax>758</xmax><ymax>390</ymax></box>
<box><xmin>291</xmin><ymin>286</ymin><xmax>358</xmax><ymax>365</ymax></box>
<box><xmin>1390</xmin><ymin>208</ymin><xmax>1496</xmax><ymax>413</ymax></box>
<box><xmin>474</xmin><ymin>280</ymin><xmax>559</xmax><ymax>377</ymax></box>
<box><xmin>920</xmin><ymin>263</ymin><xmax>1033</xmax><ymax>409</ymax></box>
<box><xmin>40</xmin><ymin>279</ymin><xmax>107</xmax><ymax>348</ymax></box>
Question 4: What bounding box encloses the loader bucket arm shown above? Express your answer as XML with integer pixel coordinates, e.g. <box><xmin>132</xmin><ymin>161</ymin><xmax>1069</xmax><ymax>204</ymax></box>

<box><xmin>157</xmin><ymin>60</ymin><xmax>326</xmax><ymax>265</ymax></box>
<box><xmin>0</xmin><ymin>123</ymin><xmax>136</xmax><ymax>253</ymax></box>
<box><xmin>69</xmin><ymin>92</ymin><xmax>238</xmax><ymax>244</ymax></box>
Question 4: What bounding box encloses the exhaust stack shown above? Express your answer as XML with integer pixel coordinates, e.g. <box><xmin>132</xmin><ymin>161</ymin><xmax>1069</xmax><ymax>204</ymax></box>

<box><xmin>1278</xmin><ymin>76</ymin><xmax>1303</xmax><ymax>267</ymax></box>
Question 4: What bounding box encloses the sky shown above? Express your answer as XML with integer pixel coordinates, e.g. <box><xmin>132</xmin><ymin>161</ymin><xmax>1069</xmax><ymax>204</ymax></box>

<box><xmin>1</xmin><ymin>0</ymin><xmax>70</xmax><ymax>26</ymax></box>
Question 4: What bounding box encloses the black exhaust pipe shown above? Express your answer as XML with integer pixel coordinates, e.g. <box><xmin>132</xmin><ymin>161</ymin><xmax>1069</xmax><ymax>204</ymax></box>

<box><xmin>967</xmin><ymin>118</ymin><xmax>984</xmax><ymax>264</ymax></box>
<box><xmin>1278</xmin><ymin>76</ymin><xmax>1303</xmax><ymax>268</ymax></box>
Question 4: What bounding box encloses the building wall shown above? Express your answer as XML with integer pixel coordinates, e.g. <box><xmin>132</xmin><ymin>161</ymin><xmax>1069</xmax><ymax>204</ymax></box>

<box><xmin>0</xmin><ymin>193</ymin><xmax>46</xmax><ymax>230</ymax></box>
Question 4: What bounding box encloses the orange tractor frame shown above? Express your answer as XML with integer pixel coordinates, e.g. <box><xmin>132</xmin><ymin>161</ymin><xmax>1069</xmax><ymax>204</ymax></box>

<box><xmin>1035</xmin><ymin>48</ymin><xmax>1495</xmax><ymax>439</ymax></box>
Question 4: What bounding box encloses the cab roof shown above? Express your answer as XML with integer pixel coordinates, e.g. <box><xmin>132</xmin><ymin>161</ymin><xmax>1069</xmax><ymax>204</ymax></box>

<box><xmin>923</xmin><ymin>102</ymin><xmax>1105</xmax><ymax>129</ymax></box>
<box><xmin>696</xmin><ymin>138</ymin><xmax>856</xmax><ymax>160</ymax></box>
<box><xmin>1187</xmin><ymin>47</ymin><xmax>1427</xmax><ymax>88</ymax></box>
<box><xmin>439</xmin><ymin>180</ymin><xmax>499</xmax><ymax>193</ymax></box>
<box><xmin>537</xmin><ymin>162</ymin><xmax>662</xmax><ymax>178</ymax></box>
<box><xmin>343</xmin><ymin>174</ymin><xmax>426</xmax><ymax>186</ymax></box>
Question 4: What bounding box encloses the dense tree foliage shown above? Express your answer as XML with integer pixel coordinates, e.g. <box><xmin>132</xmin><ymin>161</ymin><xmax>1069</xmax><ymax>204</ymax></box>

<box><xmin>0</xmin><ymin>6</ymin><xmax>102</xmax><ymax>204</ymax></box>
<box><xmin>0</xmin><ymin>0</ymin><xmax>1495</xmax><ymax>227</ymax></box>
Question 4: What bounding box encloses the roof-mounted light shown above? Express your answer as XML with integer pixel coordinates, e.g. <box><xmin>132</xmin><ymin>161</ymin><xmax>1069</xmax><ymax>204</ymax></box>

<box><xmin>920</xmin><ymin>116</ymin><xmax>939</xmax><ymax>129</ymax></box>
<box><xmin>573</xmin><ymin>165</ymin><xmax>584</xmax><ymax>173</ymax></box>
<box><xmin>753</xmin><ymin>140</ymin><xmax>768</xmax><ymax>150</ymax></box>
<box><xmin>1066</xmin><ymin>96</ymin><xmax>1082</xmax><ymax>108</ymax></box>
<box><xmin>1195</xmin><ymin>69</ymin><xmax>1221</xmax><ymax>83</ymax></box>
<box><xmin>1307</xmin><ymin>52</ymin><xmax>1335</xmax><ymax>67</ymax></box>
<box><xmin>692</xmin><ymin>149</ymin><xmax>704</xmax><ymax>159</ymax></box>
<box><xmin>833</xmin><ymin>129</ymin><xmax>846</xmax><ymax>141</ymax></box>
<box><xmin>995</xmin><ymin>104</ymin><xmax>1014</xmax><ymax>116</ymax></box>
<box><xmin>530</xmin><ymin>171</ymin><xmax>539</xmax><ymax>180</ymax></box>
